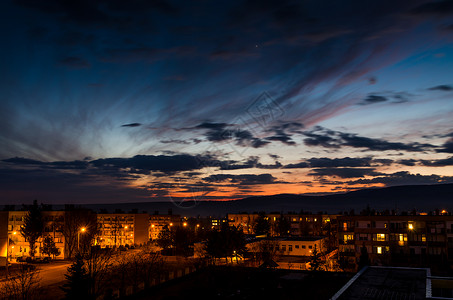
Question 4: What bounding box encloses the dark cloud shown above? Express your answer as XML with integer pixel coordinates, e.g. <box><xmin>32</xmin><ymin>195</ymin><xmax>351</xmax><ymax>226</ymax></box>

<box><xmin>265</xmin><ymin>122</ymin><xmax>304</xmax><ymax>146</ymax></box>
<box><xmin>0</xmin><ymin>166</ymin><xmax>151</xmax><ymax>204</ymax></box>
<box><xmin>303</xmin><ymin>127</ymin><xmax>435</xmax><ymax>152</ymax></box>
<box><xmin>121</xmin><ymin>123</ymin><xmax>141</xmax><ymax>127</ymax></box>
<box><xmin>58</xmin><ymin>56</ymin><xmax>91</xmax><ymax>69</ymax></box>
<box><xmin>3</xmin><ymin>157</ymin><xmax>88</xmax><ymax>169</ymax></box>
<box><xmin>437</xmin><ymin>138</ymin><xmax>453</xmax><ymax>153</ymax></box>
<box><xmin>360</xmin><ymin>92</ymin><xmax>412</xmax><ymax>105</ymax></box>
<box><xmin>428</xmin><ymin>85</ymin><xmax>453</xmax><ymax>91</ymax></box>
<box><xmin>90</xmin><ymin>154</ymin><xmax>215</xmax><ymax>174</ymax></box>
<box><xmin>283</xmin><ymin>162</ymin><xmax>310</xmax><ymax>169</ymax></box>
<box><xmin>284</xmin><ymin>156</ymin><xmax>387</xmax><ymax>170</ymax></box>
<box><xmin>203</xmin><ymin>173</ymin><xmax>278</xmax><ymax>185</ymax></box>
<box><xmin>307</xmin><ymin>157</ymin><xmax>373</xmax><ymax>168</ymax></box>
<box><xmin>398</xmin><ymin>159</ymin><xmax>418</xmax><ymax>166</ymax></box>
<box><xmin>309</xmin><ymin>167</ymin><xmax>381</xmax><ymax>178</ymax></box>
<box><xmin>192</xmin><ymin>122</ymin><xmax>270</xmax><ymax>148</ymax></box>
<box><xmin>362</xmin><ymin>95</ymin><xmax>388</xmax><ymax>105</ymax></box>
<box><xmin>420</xmin><ymin>156</ymin><xmax>453</xmax><ymax>166</ymax></box>
<box><xmin>346</xmin><ymin>171</ymin><xmax>453</xmax><ymax>186</ymax></box>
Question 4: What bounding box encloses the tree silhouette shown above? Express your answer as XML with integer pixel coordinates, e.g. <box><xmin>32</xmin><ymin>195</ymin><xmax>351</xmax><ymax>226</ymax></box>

<box><xmin>206</xmin><ymin>224</ymin><xmax>247</xmax><ymax>263</ymax></box>
<box><xmin>61</xmin><ymin>254</ymin><xmax>91</xmax><ymax>300</ymax></box>
<box><xmin>20</xmin><ymin>200</ymin><xmax>44</xmax><ymax>258</ymax></box>
<box><xmin>309</xmin><ymin>245</ymin><xmax>323</xmax><ymax>271</ymax></box>
<box><xmin>253</xmin><ymin>212</ymin><xmax>270</xmax><ymax>236</ymax></box>
<box><xmin>42</xmin><ymin>235</ymin><xmax>61</xmax><ymax>258</ymax></box>
<box><xmin>156</xmin><ymin>225</ymin><xmax>173</xmax><ymax>250</ymax></box>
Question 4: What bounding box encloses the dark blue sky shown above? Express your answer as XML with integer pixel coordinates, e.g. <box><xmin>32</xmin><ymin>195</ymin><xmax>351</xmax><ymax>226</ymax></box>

<box><xmin>1</xmin><ymin>0</ymin><xmax>453</xmax><ymax>204</ymax></box>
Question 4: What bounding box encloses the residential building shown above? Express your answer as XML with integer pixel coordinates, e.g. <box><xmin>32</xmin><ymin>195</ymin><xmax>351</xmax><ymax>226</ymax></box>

<box><xmin>337</xmin><ymin>215</ymin><xmax>453</xmax><ymax>270</ymax></box>
<box><xmin>97</xmin><ymin>213</ymin><xmax>149</xmax><ymax>247</ymax></box>
<box><xmin>247</xmin><ymin>236</ymin><xmax>327</xmax><ymax>256</ymax></box>
<box><xmin>228</xmin><ymin>213</ymin><xmax>338</xmax><ymax>238</ymax></box>
<box><xmin>149</xmin><ymin>213</ymin><xmax>181</xmax><ymax>240</ymax></box>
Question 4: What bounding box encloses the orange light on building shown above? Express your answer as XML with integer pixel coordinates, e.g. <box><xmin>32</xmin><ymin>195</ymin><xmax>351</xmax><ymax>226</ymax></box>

<box><xmin>170</xmin><ymin>223</ymin><xmax>173</xmax><ymax>226</ymax></box>
<box><xmin>124</xmin><ymin>226</ymin><xmax>128</xmax><ymax>229</ymax></box>
<box><xmin>151</xmin><ymin>224</ymin><xmax>155</xmax><ymax>228</ymax></box>
<box><xmin>183</xmin><ymin>222</ymin><xmax>187</xmax><ymax>227</ymax></box>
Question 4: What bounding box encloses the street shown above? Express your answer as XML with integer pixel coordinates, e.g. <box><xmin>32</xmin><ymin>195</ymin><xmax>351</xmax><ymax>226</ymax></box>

<box><xmin>34</xmin><ymin>261</ymin><xmax>72</xmax><ymax>286</ymax></box>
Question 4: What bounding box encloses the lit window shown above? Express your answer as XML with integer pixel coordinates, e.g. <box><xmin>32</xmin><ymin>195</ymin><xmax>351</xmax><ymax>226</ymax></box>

<box><xmin>377</xmin><ymin>247</ymin><xmax>382</xmax><ymax>254</ymax></box>
<box><xmin>408</xmin><ymin>223</ymin><xmax>414</xmax><ymax>230</ymax></box>
<box><xmin>377</xmin><ymin>234</ymin><xmax>386</xmax><ymax>241</ymax></box>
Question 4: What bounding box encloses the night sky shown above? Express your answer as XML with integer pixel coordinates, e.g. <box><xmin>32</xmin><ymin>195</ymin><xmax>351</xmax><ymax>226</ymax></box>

<box><xmin>1</xmin><ymin>0</ymin><xmax>453</xmax><ymax>204</ymax></box>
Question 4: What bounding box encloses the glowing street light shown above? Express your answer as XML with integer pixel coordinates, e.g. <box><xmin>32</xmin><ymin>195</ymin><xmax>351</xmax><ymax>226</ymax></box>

<box><xmin>78</xmin><ymin>227</ymin><xmax>86</xmax><ymax>252</ymax></box>
<box><xmin>183</xmin><ymin>222</ymin><xmax>187</xmax><ymax>227</ymax></box>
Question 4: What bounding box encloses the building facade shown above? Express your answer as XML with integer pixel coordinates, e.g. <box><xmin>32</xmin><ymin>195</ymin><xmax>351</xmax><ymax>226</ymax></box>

<box><xmin>149</xmin><ymin>214</ymin><xmax>182</xmax><ymax>240</ymax></box>
<box><xmin>337</xmin><ymin>215</ymin><xmax>453</xmax><ymax>269</ymax></box>
<box><xmin>97</xmin><ymin>213</ymin><xmax>149</xmax><ymax>247</ymax></box>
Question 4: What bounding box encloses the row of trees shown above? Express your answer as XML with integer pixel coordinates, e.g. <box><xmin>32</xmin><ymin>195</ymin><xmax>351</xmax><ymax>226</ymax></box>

<box><xmin>61</xmin><ymin>246</ymin><xmax>165</xmax><ymax>299</ymax></box>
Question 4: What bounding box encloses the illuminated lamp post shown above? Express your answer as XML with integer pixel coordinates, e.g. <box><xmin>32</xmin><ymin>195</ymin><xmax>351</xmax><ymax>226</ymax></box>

<box><xmin>78</xmin><ymin>227</ymin><xmax>86</xmax><ymax>252</ymax></box>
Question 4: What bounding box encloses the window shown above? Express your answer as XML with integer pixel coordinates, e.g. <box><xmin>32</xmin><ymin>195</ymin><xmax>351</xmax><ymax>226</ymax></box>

<box><xmin>376</xmin><ymin>234</ymin><xmax>386</xmax><ymax>241</ymax></box>
<box><xmin>295</xmin><ymin>245</ymin><xmax>299</xmax><ymax>249</ymax></box>
<box><xmin>343</xmin><ymin>222</ymin><xmax>348</xmax><ymax>231</ymax></box>
<box><xmin>289</xmin><ymin>245</ymin><xmax>293</xmax><ymax>252</ymax></box>
<box><xmin>377</xmin><ymin>246</ymin><xmax>382</xmax><ymax>254</ymax></box>
<box><xmin>281</xmin><ymin>245</ymin><xmax>286</xmax><ymax>251</ymax></box>
<box><xmin>302</xmin><ymin>245</ymin><xmax>306</xmax><ymax>249</ymax></box>
<box><xmin>308</xmin><ymin>245</ymin><xmax>312</xmax><ymax>249</ymax></box>
<box><xmin>344</xmin><ymin>234</ymin><xmax>354</xmax><ymax>241</ymax></box>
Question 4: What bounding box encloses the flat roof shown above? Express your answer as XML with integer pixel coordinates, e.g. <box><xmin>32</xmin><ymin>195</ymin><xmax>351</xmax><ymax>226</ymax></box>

<box><xmin>331</xmin><ymin>266</ymin><xmax>428</xmax><ymax>300</ymax></box>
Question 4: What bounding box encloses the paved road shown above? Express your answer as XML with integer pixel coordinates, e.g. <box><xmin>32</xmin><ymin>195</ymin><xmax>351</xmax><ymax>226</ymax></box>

<box><xmin>33</xmin><ymin>261</ymin><xmax>71</xmax><ymax>286</ymax></box>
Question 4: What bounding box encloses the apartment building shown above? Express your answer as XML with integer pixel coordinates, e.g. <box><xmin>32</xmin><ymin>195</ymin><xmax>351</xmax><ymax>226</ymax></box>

<box><xmin>149</xmin><ymin>213</ymin><xmax>182</xmax><ymax>240</ymax></box>
<box><xmin>97</xmin><ymin>213</ymin><xmax>149</xmax><ymax>247</ymax></box>
<box><xmin>0</xmin><ymin>210</ymin><xmax>67</xmax><ymax>262</ymax></box>
<box><xmin>228</xmin><ymin>213</ymin><xmax>286</xmax><ymax>235</ymax></box>
<box><xmin>228</xmin><ymin>213</ymin><xmax>338</xmax><ymax>237</ymax></box>
<box><xmin>337</xmin><ymin>215</ymin><xmax>453</xmax><ymax>269</ymax></box>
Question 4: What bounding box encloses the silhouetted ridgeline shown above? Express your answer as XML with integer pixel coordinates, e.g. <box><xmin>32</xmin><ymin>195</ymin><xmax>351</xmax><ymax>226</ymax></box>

<box><xmin>2</xmin><ymin>183</ymin><xmax>453</xmax><ymax>217</ymax></box>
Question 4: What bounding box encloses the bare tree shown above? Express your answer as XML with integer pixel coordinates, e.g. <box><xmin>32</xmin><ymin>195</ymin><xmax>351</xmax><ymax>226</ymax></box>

<box><xmin>0</xmin><ymin>264</ymin><xmax>41</xmax><ymax>300</ymax></box>
<box><xmin>84</xmin><ymin>247</ymin><xmax>113</xmax><ymax>298</ymax></box>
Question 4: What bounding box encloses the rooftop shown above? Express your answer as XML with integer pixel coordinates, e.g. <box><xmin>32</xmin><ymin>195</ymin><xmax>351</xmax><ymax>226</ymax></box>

<box><xmin>331</xmin><ymin>266</ymin><xmax>429</xmax><ymax>300</ymax></box>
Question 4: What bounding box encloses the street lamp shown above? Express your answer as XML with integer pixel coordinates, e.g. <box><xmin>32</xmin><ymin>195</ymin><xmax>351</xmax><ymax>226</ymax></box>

<box><xmin>5</xmin><ymin>231</ymin><xmax>17</xmax><ymax>279</ymax></box>
<box><xmin>78</xmin><ymin>227</ymin><xmax>86</xmax><ymax>252</ymax></box>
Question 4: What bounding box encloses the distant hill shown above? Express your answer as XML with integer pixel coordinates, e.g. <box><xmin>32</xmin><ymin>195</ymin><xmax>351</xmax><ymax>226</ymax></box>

<box><xmin>2</xmin><ymin>183</ymin><xmax>452</xmax><ymax>217</ymax></box>
<box><xmin>73</xmin><ymin>183</ymin><xmax>453</xmax><ymax>217</ymax></box>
